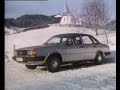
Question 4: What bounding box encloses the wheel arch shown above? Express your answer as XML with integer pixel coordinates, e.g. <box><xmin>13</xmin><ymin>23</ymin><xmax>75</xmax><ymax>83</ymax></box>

<box><xmin>45</xmin><ymin>51</ymin><xmax>62</xmax><ymax>63</ymax></box>
<box><xmin>96</xmin><ymin>50</ymin><xmax>104</xmax><ymax>57</ymax></box>
<box><xmin>94</xmin><ymin>50</ymin><xmax>104</xmax><ymax>64</ymax></box>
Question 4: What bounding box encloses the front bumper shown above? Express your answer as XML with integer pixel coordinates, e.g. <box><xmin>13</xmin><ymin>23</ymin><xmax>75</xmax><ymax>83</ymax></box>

<box><xmin>12</xmin><ymin>56</ymin><xmax>46</xmax><ymax>66</ymax></box>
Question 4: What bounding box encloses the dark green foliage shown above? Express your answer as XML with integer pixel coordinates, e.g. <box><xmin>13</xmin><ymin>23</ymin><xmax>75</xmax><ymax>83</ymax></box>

<box><xmin>5</xmin><ymin>18</ymin><xmax>16</xmax><ymax>28</ymax></box>
<box><xmin>5</xmin><ymin>14</ymin><xmax>61</xmax><ymax>28</ymax></box>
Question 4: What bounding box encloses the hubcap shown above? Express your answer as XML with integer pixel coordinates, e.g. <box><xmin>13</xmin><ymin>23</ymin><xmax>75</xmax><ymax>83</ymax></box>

<box><xmin>98</xmin><ymin>55</ymin><xmax>102</xmax><ymax>61</ymax></box>
<box><xmin>51</xmin><ymin>60</ymin><xmax>58</xmax><ymax>68</ymax></box>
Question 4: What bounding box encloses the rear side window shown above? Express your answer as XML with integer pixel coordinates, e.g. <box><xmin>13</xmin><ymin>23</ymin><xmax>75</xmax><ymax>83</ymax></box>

<box><xmin>81</xmin><ymin>35</ymin><xmax>93</xmax><ymax>44</ymax></box>
<box><xmin>90</xmin><ymin>36</ymin><xmax>99</xmax><ymax>44</ymax></box>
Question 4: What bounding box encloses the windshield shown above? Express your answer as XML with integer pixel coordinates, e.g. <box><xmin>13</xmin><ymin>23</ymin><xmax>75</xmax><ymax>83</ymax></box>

<box><xmin>44</xmin><ymin>36</ymin><xmax>61</xmax><ymax>45</ymax></box>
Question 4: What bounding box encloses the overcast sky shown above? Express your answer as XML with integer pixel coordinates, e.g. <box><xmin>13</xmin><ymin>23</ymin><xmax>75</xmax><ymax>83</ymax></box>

<box><xmin>5</xmin><ymin>0</ymin><xmax>116</xmax><ymax>20</ymax></box>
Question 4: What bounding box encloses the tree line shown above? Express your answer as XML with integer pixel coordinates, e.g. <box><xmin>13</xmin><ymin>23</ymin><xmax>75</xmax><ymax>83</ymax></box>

<box><xmin>5</xmin><ymin>14</ymin><xmax>61</xmax><ymax>28</ymax></box>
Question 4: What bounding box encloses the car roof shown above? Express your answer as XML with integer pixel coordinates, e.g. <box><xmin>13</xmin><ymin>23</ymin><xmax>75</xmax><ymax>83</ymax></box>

<box><xmin>53</xmin><ymin>33</ymin><xmax>91</xmax><ymax>37</ymax></box>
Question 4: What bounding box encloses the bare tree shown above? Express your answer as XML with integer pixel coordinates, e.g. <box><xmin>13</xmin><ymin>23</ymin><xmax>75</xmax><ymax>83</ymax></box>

<box><xmin>81</xmin><ymin>0</ymin><xmax>110</xmax><ymax>35</ymax></box>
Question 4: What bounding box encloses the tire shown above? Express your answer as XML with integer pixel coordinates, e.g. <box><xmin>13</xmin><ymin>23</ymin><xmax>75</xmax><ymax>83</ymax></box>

<box><xmin>94</xmin><ymin>52</ymin><xmax>104</xmax><ymax>65</ymax></box>
<box><xmin>46</xmin><ymin>56</ymin><xmax>61</xmax><ymax>72</ymax></box>
<box><xmin>25</xmin><ymin>65</ymin><xmax>37</xmax><ymax>69</ymax></box>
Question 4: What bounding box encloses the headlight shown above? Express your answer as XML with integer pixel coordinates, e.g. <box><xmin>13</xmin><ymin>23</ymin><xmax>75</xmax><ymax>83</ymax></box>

<box><xmin>27</xmin><ymin>51</ymin><xmax>32</xmax><ymax>55</ymax></box>
<box><xmin>27</xmin><ymin>50</ymin><xmax>36</xmax><ymax>56</ymax></box>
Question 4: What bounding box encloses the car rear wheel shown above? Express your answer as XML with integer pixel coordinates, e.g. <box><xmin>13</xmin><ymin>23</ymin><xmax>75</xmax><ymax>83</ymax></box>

<box><xmin>94</xmin><ymin>52</ymin><xmax>104</xmax><ymax>65</ymax></box>
<box><xmin>25</xmin><ymin>65</ymin><xmax>37</xmax><ymax>69</ymax></box>
<box><xmin>46</xmin><ymin>56</ymin><xmax>61</xmax><ymax>72</ymax></box>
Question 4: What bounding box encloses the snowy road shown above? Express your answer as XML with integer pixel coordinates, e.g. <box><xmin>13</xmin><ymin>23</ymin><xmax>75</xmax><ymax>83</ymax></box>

<box><xmin>5</xmin><ymin>57</ymin><xmax>116</xmax><ymax>90</ymax></box>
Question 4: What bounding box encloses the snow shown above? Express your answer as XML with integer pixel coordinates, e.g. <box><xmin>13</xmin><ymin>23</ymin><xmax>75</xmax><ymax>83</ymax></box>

<box><xmin>5</xmin><ymin>27</ymin><xmax>25</xmax><ymax>35</ymax></box>
<box><xmin>5</xmin><ymin>62</ymin><xmax>116</xmax><ymax>90</ymax></box>
<box><xmin>5</xmin><ymin>27</ymin><xmax>16</xmax><ymax>34</ymax></box>
<box><xmin>54</xmin><ymin>14</ymin><xmax>62</xmax><ymax>18</ymax></box>
<box><xmin>5</xmin><ymin>25</ymin><xmax>116</xmax><ymax>90</ymax></box>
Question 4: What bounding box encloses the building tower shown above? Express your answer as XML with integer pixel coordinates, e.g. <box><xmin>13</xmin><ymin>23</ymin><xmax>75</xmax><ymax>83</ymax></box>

<box><xmin>60</xmin><ymin>1</ymin><xmax>76</xmax><ymax>25</ymax></box>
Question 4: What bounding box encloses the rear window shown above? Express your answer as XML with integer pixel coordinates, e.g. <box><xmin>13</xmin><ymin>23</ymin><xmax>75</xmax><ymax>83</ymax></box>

<box><xmin>82</xmin><ymin>35</ymin><xmax>93</xmax><ymax>44</ymax></box>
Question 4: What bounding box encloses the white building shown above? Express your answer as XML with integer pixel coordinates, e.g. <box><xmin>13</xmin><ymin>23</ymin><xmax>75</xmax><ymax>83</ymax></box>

<box><xmin>60</xmin><ymin>3</ymin><xmax>81</xmax><ymax>25</ymax></box>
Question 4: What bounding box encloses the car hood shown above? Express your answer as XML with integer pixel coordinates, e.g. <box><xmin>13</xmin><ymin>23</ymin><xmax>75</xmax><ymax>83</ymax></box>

<box><xmin>16</xmin><ymin>44</ymin><xmax>57</xmax><ymax>50</ymax></box>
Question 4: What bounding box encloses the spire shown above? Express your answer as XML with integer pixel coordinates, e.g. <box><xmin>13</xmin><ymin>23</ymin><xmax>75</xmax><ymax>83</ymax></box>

<box><xmin>60</xmin><ymin>0</ymin><xmax>76</xmax><ymax>25</ymax></box>
<box><xmin>65</xmin><ymin>0</ymin><xmax>68</xmax><ymax>11</ymax></box>
<box><xmin>64</xmin><ymin>0</ymin><xmax>71</xmax><ymax>15</ymax></box>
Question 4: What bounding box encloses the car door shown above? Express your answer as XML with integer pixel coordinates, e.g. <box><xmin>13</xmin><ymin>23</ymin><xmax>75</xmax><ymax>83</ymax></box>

<box><xmin>65</xmin><ymin>35</ymin><xmax>85</xmax><ymax>62</ymax></box>
<box><xmin>81</xmin><ymin>35</ymin><xmax>97</xmax><ymax>60</ymax></box>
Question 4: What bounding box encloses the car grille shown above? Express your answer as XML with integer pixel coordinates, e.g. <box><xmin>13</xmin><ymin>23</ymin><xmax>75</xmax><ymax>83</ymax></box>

<box><xmin>17</xmin><ymin>50</ymin><xmax>27</xmax><ymax>55</ymax></box>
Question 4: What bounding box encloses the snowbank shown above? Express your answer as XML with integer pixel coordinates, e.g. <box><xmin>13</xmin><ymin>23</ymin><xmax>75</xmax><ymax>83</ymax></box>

<box><xmin>5</xmin><ymin>27</ymin><xmax>25</xmax><ymax>35</ymax></box>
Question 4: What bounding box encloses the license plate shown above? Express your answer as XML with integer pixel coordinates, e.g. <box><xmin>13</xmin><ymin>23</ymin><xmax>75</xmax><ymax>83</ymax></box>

<box><xmin>16</xmin><ymin>58</ymin><xmax>23</xmax><ymax>61</ymax></box>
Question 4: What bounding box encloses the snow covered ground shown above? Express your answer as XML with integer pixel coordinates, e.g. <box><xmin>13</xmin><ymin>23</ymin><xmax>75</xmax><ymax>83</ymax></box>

<box><xmin>5</xmin><ymin>26</ymin><xmax>116</xmax><ymax>90</ymax></box>
<box><xmin>5</xmin><ymin>27</ymin><xmax>25</xmax><ymax>35</ymax></box>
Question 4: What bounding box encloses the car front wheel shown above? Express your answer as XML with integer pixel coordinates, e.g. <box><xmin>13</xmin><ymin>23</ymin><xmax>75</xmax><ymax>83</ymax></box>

<box><xmin>46</xmin><ymin>56</ymin><xmax>61</xmax><ymax>72</ymax></box>
<box><xmin>94</xmin><ymin>53</ymin><xmax>104</xmax><ymax>65</ymax></box>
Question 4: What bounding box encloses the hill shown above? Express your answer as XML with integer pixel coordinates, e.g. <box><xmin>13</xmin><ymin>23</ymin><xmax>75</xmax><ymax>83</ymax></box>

<box><xmin>5</xmin><ymin>14</ymin><xmax>61</xmax><ymax>28</ymax></box>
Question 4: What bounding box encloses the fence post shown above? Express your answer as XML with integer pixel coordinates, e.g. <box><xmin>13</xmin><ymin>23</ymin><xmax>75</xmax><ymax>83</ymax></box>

<box><xmin>105</xmin><ymin>29</ymin><xmax>109</xmax><ymax>44</ymax></box>
<box><xmin>14</xmin><ymin>44</ymin><xmax>15</xmax><ymax>55</ymax></box>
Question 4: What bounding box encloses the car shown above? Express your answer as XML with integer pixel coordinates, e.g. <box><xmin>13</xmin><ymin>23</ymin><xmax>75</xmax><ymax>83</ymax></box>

<box><xmin>12</xmin><ymin>33</ymin><xmax>111</xmax><ymax>72</ymax></box>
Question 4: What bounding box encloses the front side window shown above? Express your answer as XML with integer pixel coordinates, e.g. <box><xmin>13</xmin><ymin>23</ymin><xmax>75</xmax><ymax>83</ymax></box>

<box><xmin>82</xmin><ymin>35</ymin><xmax>93</xmax><ymax>44</ymax></box>
<box><xmin>64</xmin><ymin>36</ymin><xmax>82</xmax><ymax>45</ymax></box>
<box><xmin>45</xmin><ymin>36</ymin><xmax>61</xmax><ymax>45</ymax></box>
<box><xmin>68</xmin><ymin>38</ymin><xmax>74</xmax><ymax>45</ymax></box>
<box><xmin>66</xmin><ymin>37</ymin><xmax>74</xmax><ymax>45</ymax></box>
